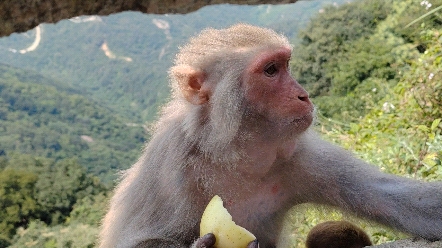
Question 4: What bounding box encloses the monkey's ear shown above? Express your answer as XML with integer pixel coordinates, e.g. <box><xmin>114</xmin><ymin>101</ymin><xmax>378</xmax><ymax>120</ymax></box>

<box><xmin>170</xmin><ymin>65</ymin><xmax>209</xmax><ymax>105</ymax></box>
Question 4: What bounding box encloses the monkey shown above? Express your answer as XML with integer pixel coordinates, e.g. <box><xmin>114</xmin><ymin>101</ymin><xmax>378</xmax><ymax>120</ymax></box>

<box><xmin>306</xmin><ymin>221</ymin><xmax>372</xmax><ymax>248</ymax></box>
<box><xmin>98</xmin><ymin>24</ymin><xmax>442</xmax><ymax>248</ymax></box>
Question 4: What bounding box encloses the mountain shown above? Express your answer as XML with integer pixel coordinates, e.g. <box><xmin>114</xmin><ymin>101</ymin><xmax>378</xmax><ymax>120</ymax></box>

<box><xmin>0</xmin><ymin>64</ymin><xmax>145</xmax><ymax>183</ymax></box>
<box><xmin>0</xmin><ymin>1</ymin><xmax>349</xmax><ymax>182</ymax></box>
<box><xmin>0</xmin><ymin>1</ymin><xmax>345</xmax><ymax>123</ymax></box>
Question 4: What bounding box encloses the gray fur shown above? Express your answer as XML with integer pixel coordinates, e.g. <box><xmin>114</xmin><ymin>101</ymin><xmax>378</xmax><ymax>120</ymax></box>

<box><xmin>99</xmin><ymin>24</ymin><xmax>442</xmax><ymax>248</ymax></box>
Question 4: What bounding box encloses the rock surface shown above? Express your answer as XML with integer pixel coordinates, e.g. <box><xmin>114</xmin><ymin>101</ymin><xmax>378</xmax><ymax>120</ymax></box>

<box><xmin>373</xmin><ymin>239</ymin><xmax>442</xmax><ymax>248</ymax></box>
<box><xmin>0</xmin><ymin>0</ymin><xmax>297</xmax><ymax>37</ymax></box>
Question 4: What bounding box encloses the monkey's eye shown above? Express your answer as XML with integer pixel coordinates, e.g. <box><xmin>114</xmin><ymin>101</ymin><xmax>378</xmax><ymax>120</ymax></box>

<box><xmin>264</xmin><ymin>63</ymin><xmax>278</xmax><ymax>77</ymax></box>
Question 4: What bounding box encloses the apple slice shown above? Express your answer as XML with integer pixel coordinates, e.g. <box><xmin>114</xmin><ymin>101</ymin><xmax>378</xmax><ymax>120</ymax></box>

<box><xmin>200</xmin><ymin>195</ymin><xmax>256</xmax><ymax>248</ymax></box>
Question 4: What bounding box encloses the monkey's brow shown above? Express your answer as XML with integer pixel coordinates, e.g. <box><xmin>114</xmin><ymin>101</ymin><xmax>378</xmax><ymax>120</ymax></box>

<box><xmin>233</xmin><ymin>45</ymin><xmax>291</xmax><ymax>54</ymax></box>
<box><xmin>234</xmin><ymin>47</ymin><xmax>254</xmax><ymax>53</ymax></box>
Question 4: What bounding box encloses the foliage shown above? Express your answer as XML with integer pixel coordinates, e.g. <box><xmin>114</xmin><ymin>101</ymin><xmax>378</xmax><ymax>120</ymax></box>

<box><xmin>0</xmin><ymin>169</ymin><xmax>38</xmax><ymax>247</ymax></box>
<box><xmin>9</xmin><ymin>220</ymin><xmax>97</xmax><ymax>248</ymax></box>
<box><xmin>290</xmin><ymin>0</ymin><xmax>442</xmax><ymax>122</ymax></box>
<box><xmin>292</xmin><ymin>0</ymin><xmax>392</xmax><ymax>97</ymax></box>
<box><xmin>393</xmin><ymin>0</ymin><xmax>442</xmax><ymax>49</ymax></box>
<box><xmin>329</xmin><ymin>28</ymin><xmax>442</xmax><ymax>180</ymax></box>
<box><xmin>0</xmin><ymin>64</ymin><xmax>145</xmax><ymax>182</ymax></box>
<box><xmin>285</xmin><ymin>1</ymin><xmax>442</xmax><ymax>247</ymax></box>
<box><xmin>7</xmin><ymin>191</ymin><xmax>108</xmax><ymax>248</ymax></box>
<box><xmin>67</xmin><ymin>192</ymin><xmax>109</xmax><ymax>226</ymax></box>
<box><xmin>0</xmin><ymin>154</ymin><xmax>108</xmax><ymax>245</ymax></box>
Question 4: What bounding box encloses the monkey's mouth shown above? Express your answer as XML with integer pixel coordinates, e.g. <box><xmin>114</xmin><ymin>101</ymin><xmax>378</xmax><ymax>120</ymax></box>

<box><xmin>291</xmin><ymin>111</ymin><xmax>314</xmax><ymax>126</ymax></box>
<box><xmin>289</xmin><ymin>99</ymin><xmax>314</xmax><ymax>122</ymax></box>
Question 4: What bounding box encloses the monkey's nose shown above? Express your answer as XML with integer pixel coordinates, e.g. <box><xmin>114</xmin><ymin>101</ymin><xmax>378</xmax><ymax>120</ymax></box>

<box><xmin>298</xmin><ymin>95</ymin><xmax>309</xmax><ymax>102</ymax></box>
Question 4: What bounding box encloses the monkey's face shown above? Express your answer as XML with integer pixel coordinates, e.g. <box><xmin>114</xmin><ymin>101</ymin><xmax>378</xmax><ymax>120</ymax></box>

<box><xmin>242</xmin><ymin>46</ymin><xmax>314</xmax><ymax>132</ymax></box>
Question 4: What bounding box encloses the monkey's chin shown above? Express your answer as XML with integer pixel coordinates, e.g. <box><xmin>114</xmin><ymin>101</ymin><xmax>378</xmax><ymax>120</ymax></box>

<box><xmin>291</xmin><ymin>112</ymin><xmax>314</xmax><ymax>130</ymax></box>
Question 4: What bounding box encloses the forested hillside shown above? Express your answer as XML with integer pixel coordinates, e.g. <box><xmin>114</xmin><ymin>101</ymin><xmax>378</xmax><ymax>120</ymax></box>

<box><xmin>0</xmin><ymin>64</ymin><xmax>145</xmax><ymax>183</ymax></box>
<box><xmin>291</xmin><ymin>0</ymin><xmax>441</xmax><ymax>122</ymax></box>
<box><xmin>1</xmin><ymin>0</ymin><xmax>441</xmax><ymax>247</ymax></box>
<box><xmin>0</xmin><ymin>1</ymin><xmax>346</xmax><ymax>184</ymax></box>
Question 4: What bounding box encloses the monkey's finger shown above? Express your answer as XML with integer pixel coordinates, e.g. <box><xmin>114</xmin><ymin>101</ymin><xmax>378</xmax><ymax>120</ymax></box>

<box><xmin>247</xmin><ymin>239</ymin><xmax>259</xmax><ymax>248</ymax></box>
<box><xmin>194</xmin><ymin>233</ymin><xmax>216</xmax><ymax>248</ymax></box>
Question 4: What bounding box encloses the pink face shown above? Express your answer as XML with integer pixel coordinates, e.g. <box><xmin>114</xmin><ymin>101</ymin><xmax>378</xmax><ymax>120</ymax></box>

<box><xmin>243</xmin><ymin>47</ymin><xmax>314</xmax><ymax>129</ymax></box>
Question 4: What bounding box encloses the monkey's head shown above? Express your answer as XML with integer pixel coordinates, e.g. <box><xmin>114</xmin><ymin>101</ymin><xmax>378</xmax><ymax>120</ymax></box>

<box><xmin>306</xmin><ymin>221</ymin><xmax>373</xmax><ymax>248</ymax></box>
<box><xmin>169</xmin><ymin>24</ymin><xmax>314</xmax><ymax>147</ymax></box>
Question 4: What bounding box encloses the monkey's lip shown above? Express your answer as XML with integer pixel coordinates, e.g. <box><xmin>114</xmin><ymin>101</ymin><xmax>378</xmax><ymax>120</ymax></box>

<box><xmin>290</xmin><ymin>102</ymin><xmax>314</xmax><ymax>122</ymax></box>
<box><xmin>291</xmin><ymin>111</ymin><xmax>314</xmax><ymax>124</ymax></box>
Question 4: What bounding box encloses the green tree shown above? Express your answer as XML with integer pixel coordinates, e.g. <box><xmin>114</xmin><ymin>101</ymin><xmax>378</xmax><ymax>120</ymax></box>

<box><xmin>0</xmin><ymin>65</ymin><xmax>145</xmax><ymax>183</ymax></box>
<box><xmin>10</xmin><ymin>220</ymin><xmax>97</xmax><ymax>248</ymax></box>
<box><xmin>67</xmin><ymin>192</ymin><xmax>109</xmax><ymax>226</ymax></box>
<box><xmin>0</xmin><ymin>154</ymin><xmax>108</xmax><ymax>245</ymax></box>
<box><xmin>34</xmin><ymin>158</ymin><xmax>107</xmax><ymax>225</ymax></box>
<box><xmin>0</xmin><ymin>169</ymin><xmax>39</xmax><ymax>246</ymax></box>
<box><xmin>292</xmin><ymin>0</ymin><xmax>392</xmax><ymax>96</ymax></box>
<box><xmin>322</xmin><ymin>28</ymin><xmax>442</xmax><ymax>180</ymax></box>
<box><xmin>285</xmin><ymin>2</ymin><xmax>442</xmax><ymax>246</ymax></box>
<box><xmin>393</xmin><ymin>0</ymin><xmax>442</xmax><ymax>50</ymax></box>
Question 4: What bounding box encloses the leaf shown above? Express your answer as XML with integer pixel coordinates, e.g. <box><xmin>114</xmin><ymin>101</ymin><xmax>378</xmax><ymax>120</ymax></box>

<box><xmin>431</xmin><ymin>118</ymin><xmax>441</xmax><ymax>131</ymax></box>
<box><xmin>417</xmin><ymin>125</ymin><xmax>429</xmax><ymax>132</ymax></box>
<box><xmin>422</xmin><ymin>153</ymin><xmax>437</xmax><ymax>168</ymax></box>
<box><xmin>405</xmin><ymin>5</ymin><xmax>442</xmax><ymax>28</ymax></box>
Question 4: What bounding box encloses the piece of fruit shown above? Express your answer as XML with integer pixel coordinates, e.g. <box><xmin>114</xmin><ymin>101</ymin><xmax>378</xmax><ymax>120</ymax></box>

<box><xmin>200</xmin><ymin>195</ymin><xmax>256</xmax><ymax>248</ymax></box>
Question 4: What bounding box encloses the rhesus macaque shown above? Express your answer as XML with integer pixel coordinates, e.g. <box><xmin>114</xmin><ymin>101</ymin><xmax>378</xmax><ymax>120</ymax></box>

<box><xmin>306</xmin><ymin>221</ymin><xmax>372</xmax><ymax>248</ymax></box>
<box><xmin>99</xmin><ymin>24</ymin><xmax>442</xmax><ymax>248</ymax></box>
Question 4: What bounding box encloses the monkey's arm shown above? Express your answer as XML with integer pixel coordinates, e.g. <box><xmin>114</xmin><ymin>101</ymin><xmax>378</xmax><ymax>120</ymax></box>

<box><xmin>296</xmin><ymin>132</ymin><xmax>442</xmax><ymax>241</ymax></box>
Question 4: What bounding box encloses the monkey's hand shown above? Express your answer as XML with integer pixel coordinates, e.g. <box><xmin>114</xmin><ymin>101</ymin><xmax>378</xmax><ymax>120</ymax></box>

<box><xmin>192</xmin><ymin>234</ymin><xmax>259</xmax><ymax>248</ymax></box>
<box><xmin>192</xmin><ymin>233</ymin><xmax>216</xmax><ymax>248</ymax></box>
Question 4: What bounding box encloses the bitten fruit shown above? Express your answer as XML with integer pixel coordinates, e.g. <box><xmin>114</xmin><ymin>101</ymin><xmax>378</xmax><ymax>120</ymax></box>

<box><xmin>200</xmin><ymin>195</ymin><xmax>256</xmax><ymax>248</ymax></box>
